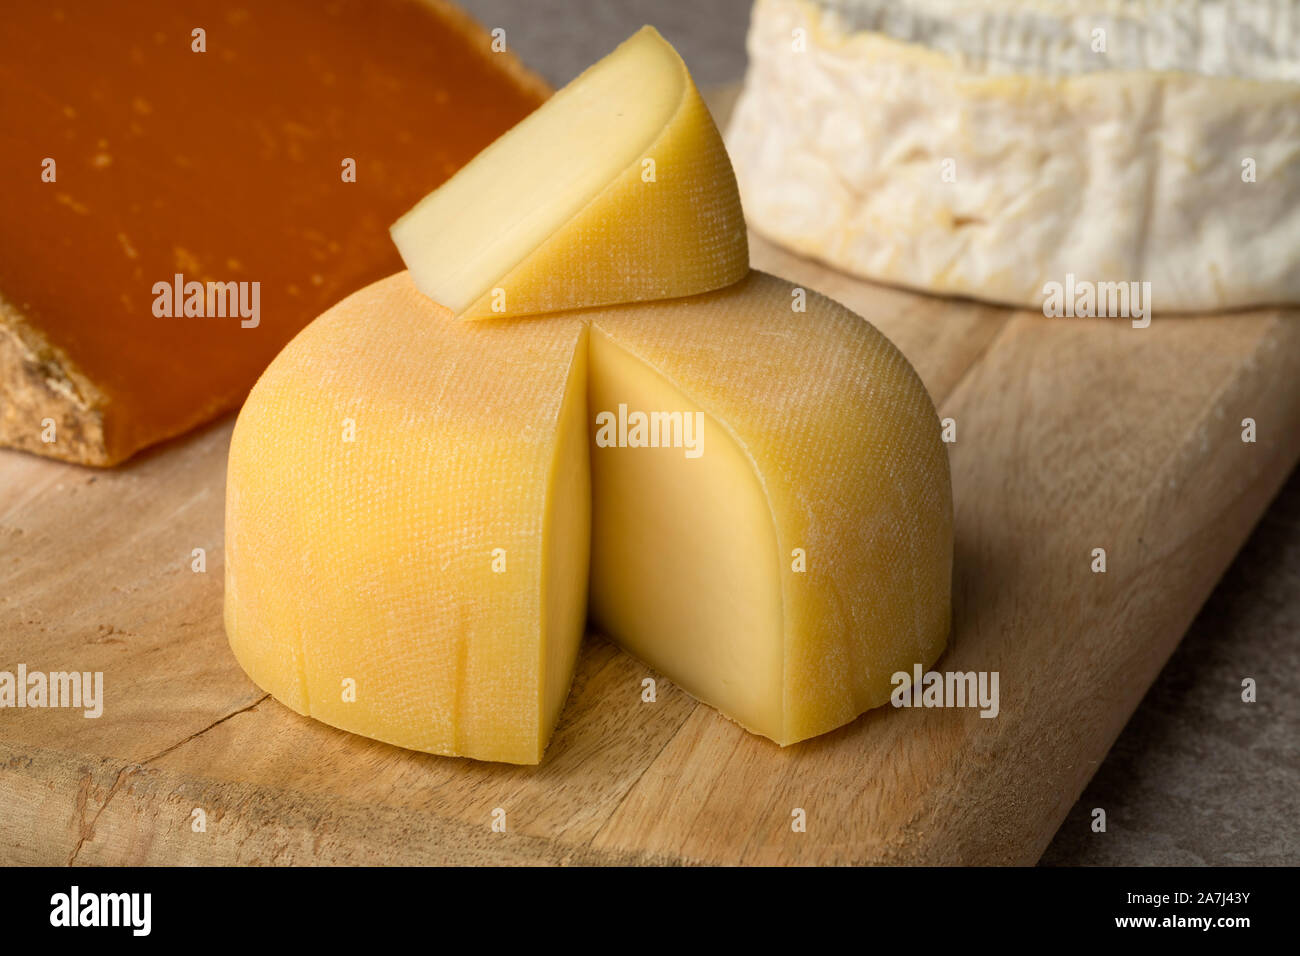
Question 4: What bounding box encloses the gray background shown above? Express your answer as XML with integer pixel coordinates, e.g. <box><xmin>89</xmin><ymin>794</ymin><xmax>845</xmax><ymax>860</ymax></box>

<box><xmin>460</xmin><ymin>0</ymin><xmax>1300</xmax><ymax>866</ymax></box>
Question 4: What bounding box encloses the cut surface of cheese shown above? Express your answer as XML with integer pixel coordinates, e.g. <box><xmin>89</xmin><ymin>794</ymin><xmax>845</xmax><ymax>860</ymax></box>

<box><xmin>225</xmin><ymin>270</ymin><xmax>952</xmax><ymax>761</ymax></box>
<box><xmin>587</xmin><ymin>327</ymin><xmax>784</xmax><ymax>734</ymax></box>
<box><xmin>729</xmin><ymin>0</ymin><xmax>1300</xmax><ymax>312</ymax></box>
<box><xmin>390</xmin><ymin>26</ymin><xmax>748</xmax><ymax>320</ymax></box>
<box><xmin>225</xmin><ymin>273</ymin><xmax>589</xmax><ymax>765</ymax></box>
<box><xmin>0</xmin><ymin>0</ymin><xmax>548</xmax><ymax>465</ymax></box>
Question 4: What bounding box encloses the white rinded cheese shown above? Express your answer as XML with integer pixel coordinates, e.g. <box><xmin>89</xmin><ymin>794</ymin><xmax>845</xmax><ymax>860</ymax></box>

<box><xmin>728</xmin><ymin>0</ymin><xmax>1300</xmax><ymax>312</ymax></box>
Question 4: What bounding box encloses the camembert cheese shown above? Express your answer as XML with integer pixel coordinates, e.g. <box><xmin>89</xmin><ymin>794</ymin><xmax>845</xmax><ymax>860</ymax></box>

<box><xmin>728</xmin><ymin>0</ymin><xmax>1300</xmax><ymax>312</ymax></box>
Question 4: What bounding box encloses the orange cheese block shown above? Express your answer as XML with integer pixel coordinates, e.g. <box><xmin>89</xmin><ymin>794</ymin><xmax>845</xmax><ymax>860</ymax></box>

<box><xmin>0</xmin><ymin>0</ymin><xmax>548</xmax><ymax>466</ymax></box>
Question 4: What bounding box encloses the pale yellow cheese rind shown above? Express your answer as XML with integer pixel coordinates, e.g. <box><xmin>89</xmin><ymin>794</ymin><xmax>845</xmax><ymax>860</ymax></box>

<box><xmin>390</xmin><ymin>26</ymin><xmax>748</xmax><ymax>320</ymax></box>
<box><xmin>225</xmin><ymin>273</ymin><xmax>589</xmax><ymax>764</ymax></box>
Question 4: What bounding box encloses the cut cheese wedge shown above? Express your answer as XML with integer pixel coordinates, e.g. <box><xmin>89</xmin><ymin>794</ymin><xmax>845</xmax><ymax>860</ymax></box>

<box><xmin>389</xmin><ymin>26</ymin><xmax>748</xmax><ymax>320</ymax></box>
<box><xmin>225</xmin><ymin>274</ymin><xmax>590</xmax><ymax>765</ymax></box>
<box><xmin>225</xmin><ymin>270</ymin><xmax>952</xmax><ymax>762</ymax></box>
<box><xmin>588</xmin><ymin>272</ymin><xmax>952</xmax><ymax>744</ymax></box>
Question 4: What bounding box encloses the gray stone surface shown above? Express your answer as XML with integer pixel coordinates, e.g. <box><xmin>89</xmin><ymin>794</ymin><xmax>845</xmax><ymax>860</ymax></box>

<box><xmin>459</xmin><ymin>0</ymin><xmax>1300</xmax><ymax>867</ymax></box>
<box><xmin>1041</xmin><ymin>468</ymin><xmax>1300</xmax><ymax>866</ymax></box>
<box><xmin>460</xmin><ymin>0</ymin><xmax>754</xmax><ymax>88</ymax></box>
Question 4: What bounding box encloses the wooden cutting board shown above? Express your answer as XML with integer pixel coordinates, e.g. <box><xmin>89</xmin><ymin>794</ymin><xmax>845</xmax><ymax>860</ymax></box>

<box><xmin>4</xmin><ymin>233</ymin><xmax>1296</xmax><ymax>865</ymax></box>
<box><xmin>3</xmin><ymin>86</ymin><xmax>1299</xmax><ymax>864</ymax></box>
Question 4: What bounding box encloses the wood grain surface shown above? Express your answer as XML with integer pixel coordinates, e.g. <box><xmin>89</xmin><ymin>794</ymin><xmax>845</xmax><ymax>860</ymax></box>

<box><xmin>3</xmin><ymin>222</ymin><xmax>1297</xmax><ymax>864</ymax></box>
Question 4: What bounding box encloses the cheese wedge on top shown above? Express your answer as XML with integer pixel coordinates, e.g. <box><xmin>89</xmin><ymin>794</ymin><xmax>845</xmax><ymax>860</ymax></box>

<box><xmin>225</xmin><ymin>271</ymin><xmax>952</xmax><ymax>762</ymax></box>
<box><xmin>390</xmin><ymin>26</ymin><xmax>748</xmax><ymax>320</ymax></box>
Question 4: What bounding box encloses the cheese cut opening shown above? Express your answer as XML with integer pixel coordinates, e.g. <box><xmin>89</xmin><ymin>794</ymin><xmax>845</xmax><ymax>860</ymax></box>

<box><xmin>539</xmin><ymin>330</ymin><xmax>592</xmax><ymax>751</ymax></box>
<box><xmin>586</xmin><ymin>327</ymin><xmax>785</xmax><ymax>739</ymax></box>
<box><xmin>390</xmin><ymin>27</ymin><xmax>685</xmax><ymax>315</ymax></box>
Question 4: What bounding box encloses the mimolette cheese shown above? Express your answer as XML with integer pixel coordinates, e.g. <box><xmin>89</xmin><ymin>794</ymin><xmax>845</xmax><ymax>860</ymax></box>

<box><xmin>0</xmin><ymin>0</ymin><xmax>548</xmax><ymax>465</ymax></box>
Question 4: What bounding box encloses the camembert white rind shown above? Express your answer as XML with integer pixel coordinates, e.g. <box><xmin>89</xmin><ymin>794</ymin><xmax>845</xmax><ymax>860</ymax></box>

<box><xmin>728</xmin><ymin>0</ymin><xmax>1300</xmax><ymax>312</ymax></box>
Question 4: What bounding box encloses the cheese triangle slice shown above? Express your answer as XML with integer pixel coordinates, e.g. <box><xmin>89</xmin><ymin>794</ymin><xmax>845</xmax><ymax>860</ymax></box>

<box><xmin>225</xmin><ymin>273</ymin><xmax>590</xmax><ymax>765</ymax></box>
<box><xmin>389</xmin><ymin>26</ymin><xmax>748</xmax><ymax>320</ymax></box>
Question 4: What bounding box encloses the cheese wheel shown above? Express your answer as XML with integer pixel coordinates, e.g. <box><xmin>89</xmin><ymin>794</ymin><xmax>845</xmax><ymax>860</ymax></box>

<box><xmin>225</xmin><ymin>270</ymin><xmax>952</xmax><ymax>761</ymax></box>
<box><xmin>729</xmin><ymin>0</ymin><xmax>1300</xmax><ymax>312</ymax></box>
